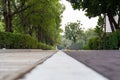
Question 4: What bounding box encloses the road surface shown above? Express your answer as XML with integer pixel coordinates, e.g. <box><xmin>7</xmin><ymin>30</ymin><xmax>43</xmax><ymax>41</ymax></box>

<box><xmin>20</xmin><ymin>51</ymin><xmax>108</xmax><ymax>80</ymax></box>
<box><xmin>0</xmin><ymin>50</ymin><xmax>119</xmax><ymax>80</ymax></box>
<box><xmin>65</xmin><ymin>50</ymin><xmax>120</xmax><ymax>80</ymax></box>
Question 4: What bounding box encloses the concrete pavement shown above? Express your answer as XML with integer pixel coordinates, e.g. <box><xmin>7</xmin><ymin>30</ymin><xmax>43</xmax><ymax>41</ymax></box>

<box><xmin>0</xmin><ymin>50</ymin><xmax>56</xmax><ymax>80</ymax></box>
<box><xmin>21</xmin><ymin>51</ymin><xmax>109</xmax><ymax>80</ymax></box>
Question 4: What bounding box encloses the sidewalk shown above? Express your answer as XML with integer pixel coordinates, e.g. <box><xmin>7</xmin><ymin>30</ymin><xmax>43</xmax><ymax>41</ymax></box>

<box><xmin>0</xmin><ymin>50</ymin><xmax>55</xmax><ymax>80</ymax></box>
<box><xmin>21</xmin><ymin>51</ymin><xmax>109</xmax><ymax>80</ymax></box>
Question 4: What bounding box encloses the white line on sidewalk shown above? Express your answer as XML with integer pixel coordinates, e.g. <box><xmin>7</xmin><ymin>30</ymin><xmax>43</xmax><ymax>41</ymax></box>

<box><xmin>21</xmin><ymin>51</ymin><xmax>109</xmax><ymax>80</ymax></box>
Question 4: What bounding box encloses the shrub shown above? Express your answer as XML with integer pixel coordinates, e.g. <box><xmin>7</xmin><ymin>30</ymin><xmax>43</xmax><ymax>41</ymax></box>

<box><xmin>12</xmin><ymin>34</ymin><xmax>38</xmax><ymax>49</ymax></box>
<box><xmin>115</xmin><ymin>30</ymin><xmax>120</xmax><ymax>48</ymax></box>
<box><xmin>88</xmin><ymin>36</ymin><xmax>100</xmax><ymax>50</ymax></box>
<box><xmin>83</xmin><ymin>45</ymin><xmax>90</xmax><ymax>50</ymax></box>
<box><xmin>87</xmin><ymin>30</ymin><xmax>120</xmax><ymax>50</ymax></box>
<box><xmin>0</xmin><ymin>32</ymin><xmax>54</xmax><ymax>49</ymax></box>
<box><xmin>0</xmin><ymin>32</ymin><xmax>14</xmax><ymax>48</ymax></box>
<box><xmin>107</xmin><ymin>33</ymin><xmax>118</xmax><ymax>49</ymax></box>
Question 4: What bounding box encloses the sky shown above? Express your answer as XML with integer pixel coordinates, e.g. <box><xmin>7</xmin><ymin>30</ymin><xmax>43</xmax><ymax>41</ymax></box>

<box><xmin>60</xmin><ymin>0</ymin><xmax>98</xmax><ymax>31</ymax></box>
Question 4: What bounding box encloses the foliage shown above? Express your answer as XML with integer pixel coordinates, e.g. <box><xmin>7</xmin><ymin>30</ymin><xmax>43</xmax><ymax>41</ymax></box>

<box><xmin>87</xmin><ymin>36</ymin><xmax>100</xmax><ymax>50</ymax></box>
<box><xmin>0</xmin><ymin>0</ymin><xmax>64</xmax><ymax>47</ymax></box>
<box><xmin>37</xmin><ymin>43</ymin><xmax>54</xmax><ymax>50</ymax></box>
<box><xmin>62</xmin><ymin>21</ymin><xmax>97</xmax><ymax>50</ymax></box>
<box><xmin>0</xmin><ymin>22</ymin><xmax>5</xmax><ymax>32</ymax></box>
<box><xmin>84</xmin><ymin>16</ymin><xmax>120</xmax><ymax>50</ymax></box>
<box><xmin>84</xmin><ymin>29</ymin><xmax>97</xmax><ymax>42</ymax></box>
<box><xmin>65</xmin><ymin>21</ymin><xmax>83</xmax><ymax>43</ymax></box>
<box><xmin>58</xmin><ymin>37</ymin><xmax>72</xmax><ymax>49</ymax></box>
<box><xmin>94</xmin><ymin>16</ymin><xmax>104</xmax><ymax>38</ymax></box>
<box><xmin>67</xmin><ymin>0</ymin><xmax>120</xmax><ymax>31</ymax></box>
<box><xmin>0</xmin><ymin>32</ymin><xmax>54</xmax><ymax>49</ymax></box>
<box><xmin>87</xmin><ymin>30</ymin><xmax>120</xmax><ymax>50</ymax></box>
<box><xmin>19</xmin><ymin>0</ymin><xmax>64</xmax><ymax>45</ymax></box>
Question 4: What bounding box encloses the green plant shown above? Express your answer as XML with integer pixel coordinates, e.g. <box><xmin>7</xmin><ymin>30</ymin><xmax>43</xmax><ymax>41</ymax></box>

<box><xmin>87</xmin><ymin>30</ymin><xmax>120</xmax><ymax>50</ymax></box>
<box><xmin>88</xmin><ymin>37</ymin><xmax>100</xmax><ymax>50</ymax></box>
<box><xmin>0</xmin><ymin>32</ymin><xmax>54</xmax><ymax>49</ymax></box>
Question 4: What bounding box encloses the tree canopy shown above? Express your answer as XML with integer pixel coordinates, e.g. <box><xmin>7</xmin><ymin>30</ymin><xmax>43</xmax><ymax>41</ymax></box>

<box><xmin>61</xmin><ymin>21</ymin><xmax>97</xmax><ymax>50</ymax></box>
<box><xmin>0</xmin><ymin>0</ymin><xmax>64</xmax><ymax>46</ymax></box>
<box><xmin>67</xmin><ymin>0</ymin><xmax>120</xmax><ymax>32</ymax></box>
<box><xmin>65</xmin><ymin>21</ymin><xmax>83</xmax><ymax>43</ymax></box>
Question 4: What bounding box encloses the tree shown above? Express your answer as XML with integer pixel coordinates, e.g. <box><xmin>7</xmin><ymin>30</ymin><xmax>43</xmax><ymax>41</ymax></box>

<box><xmin>0</xmin><ymin>0</ymin><xmax>31</xmax><ymax>32</ymax></box>
<box><xmin>22</xmin><ymin>0</ymin><xmax>64</xmax><ymax>46</ymax></box>
<box><xmin>94</xmin><ymin>16</ymin><xmax>104</xmax><ymax>38</ymax></box>
<box><xmin>65</xmin><ymin>21</ymin><xmax>83</xmax><ymax>43</ymax></box>
<box><xmin>67</xmin><ymin>0</ymin><xmax>120</xmax><ymax>32</ymax></box>
<box><xmin>0</xmin><ymin>0</ymin><xmax>64</xmax><ymax>46</ymax></box>
<box><xmin>31</xmin><ymin>0</ymin><xmax>64</xmax><ymax>45</ymax></box>
<box><xmin>57</xmin><ymin>35</ymin><xmax>72</xmax><ymax>50</ymax></box>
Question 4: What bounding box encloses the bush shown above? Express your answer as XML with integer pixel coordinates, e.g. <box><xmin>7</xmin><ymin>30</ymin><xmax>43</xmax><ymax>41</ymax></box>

<box><xmin>37</xmin><ymin>42</ymin><xmax>54</xmax><ymax>50</ymax></box>
<box><xmin>0</xmin><ymin>32</ymin><xmax>14</xmax><ymax>48</ymax></box>
<box><xmin>83</xmin><ymin>45</ymin><xmax>90</xmax><ymax>50</ymax></box>
<box><xmin>115</xmin><ymin>30</ymin><xmax>120</xmax><ymax>48</ymax></box>
<box><xmin>0</xmin><ymin>32</ymin><xmax>54</xmax><ymax>49</ymax></box>
<box><xmin>107</xmin><ymin>33</ymin><xmax>118</xmax><ymax>49</ymax></box>
<box><xmin>12</xmin><ymin>34</ymin><xmax>38</xmax><ymax>49</ymax></box>
<box><xmin>87</xmin><ymin>30</ymin><xmax>120</xmax><ymax>50</ymax></box>
<box><xmin>88</xmin><ymin>36</ymin><xmax>100</xmax><ymax>50</ymax></box>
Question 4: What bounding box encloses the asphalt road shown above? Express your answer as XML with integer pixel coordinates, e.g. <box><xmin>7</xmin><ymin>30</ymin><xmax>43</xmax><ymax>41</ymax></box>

<box><xmin>65</xmin><ymin>50</ymin><xmax>120</xmax><ymax>80</ymax></box>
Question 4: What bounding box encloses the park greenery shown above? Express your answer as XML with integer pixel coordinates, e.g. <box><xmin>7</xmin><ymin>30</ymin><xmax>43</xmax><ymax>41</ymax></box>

<box><xmin>87</xmin><ymin>16</ymin><xmax>120</xmax><ymax>50</ymax></box>
<box><xmin>59</xmin><ymin>15</ymin><xmax>120</xmax><ymax>50</ymax></box>
<box><xmin>58</xmin><ymin>0</ymin><xmax>120</xmax><ymax>50</ymax></box>
<box><xmin>0</xmin><ymin>0</ymin><xmax>64</xmax><ymax>49</ymax></box>
<box><xmin>67</xmin><ymin>0</ymin><xmax>120</xmax><ymax>32</ymax></box>
<box><xmin>58</xmin><ymin>21</ymin><xmax>98</xmax><ymax>50</ymax></box>
<box><xmin>0</xmin><ymin>0</ymin><xmax>119</xmax><ymax>50</ymax></box>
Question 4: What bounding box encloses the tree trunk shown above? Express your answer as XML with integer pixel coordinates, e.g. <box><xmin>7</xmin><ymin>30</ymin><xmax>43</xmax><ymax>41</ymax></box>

<box><xmin>107</xmin><ymin>12</ymin><xmax>120</xmax><ymax>32</ymax></box>
<box><xmin>118</xmin><ymin>14</ymin><xmax>120</xmax><ymax>29</ymax></box>
<box><xmin>29</xmin><ymin>25</ymin><xmax>33</xmax><ymax>36</ymax></box>
<box><xmin>37</xmin><ymin>27</ymin><xmax>43</xmax><ymax>42</ymax></box>
<box><xmin>4</xmin><ymin>14</ymin><xmax>12</xmax><ymax>32</ymax></box>
<box><xmin>20</xmin><ymin>12</ymin><xmax>27</xmax><ymax>34</ymax></box>
<box><xmin>3</xmin><ymin>0</ymin><xmax>13</xmax><ymax>32</ymax></box>
<box><xmin>107</xmin><ymin>14</ymin><xmax>115</xmax><ymax>32</ymax></box>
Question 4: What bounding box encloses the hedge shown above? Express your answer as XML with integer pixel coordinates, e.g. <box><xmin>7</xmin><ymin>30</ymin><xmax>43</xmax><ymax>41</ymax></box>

<box><xmin>0</xmin><ymin>32</ymin><xmax>54</xmax><ymax>49</ymax></box>
<box><xmin>88</xmin><ymin>36</ymin><xmax>100</xmax><ymax>50</ymax></box>
<box><xmin>87</xmin><ymin>30</ymin><xmax>120</xmax><ymax>50</ymax></box>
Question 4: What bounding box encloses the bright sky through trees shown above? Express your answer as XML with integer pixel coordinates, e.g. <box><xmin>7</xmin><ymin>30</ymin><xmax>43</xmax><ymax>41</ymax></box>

<box><xmin>60</xmin><ymin>0</ymin><xmax>98</xmax><ymax>31</ymax></box>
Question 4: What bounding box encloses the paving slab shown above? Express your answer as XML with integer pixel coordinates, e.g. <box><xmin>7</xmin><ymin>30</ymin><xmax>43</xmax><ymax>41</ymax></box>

<box><xmin>20</xmin><ymin>51</ymin><xmax>109</xmax><ymax>80</ymax></box>
<box><xmin>65</xmin><ymin>50</ymin><xmax>120</xmax><ymax>80</ymax></box>
<box><xmin>0</xmin><ymin>50</ymin><xmax>56</xmax><ymax>80</ymax></box>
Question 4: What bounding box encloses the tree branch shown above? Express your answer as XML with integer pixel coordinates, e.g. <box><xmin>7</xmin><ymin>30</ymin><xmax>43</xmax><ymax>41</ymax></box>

<box><xmin>108</xmin><ymin>12</ymin><xmax>120</xmax><ymax>31</ymax></box>
<box><xmin>118</xmin><ymin>14</ymin><xmax>120</xmax><ymax>28</ymax></box>
<box><xmin>107</xmin><ymin>13</ymin><xmax>115</xmax><ymax>32</ymax></box>
<box><xmin>12</xmin><ymin>6</ymin><xmax>30</xmax><ymax>16</ymax></box>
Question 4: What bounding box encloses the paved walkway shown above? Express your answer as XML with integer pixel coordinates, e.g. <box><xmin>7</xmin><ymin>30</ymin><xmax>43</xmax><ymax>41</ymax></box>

<box><xmin>0</xmin><ymin>50</ymin><xmax>55</xmax><ymax>80</ymax></box>
<box><xmin>21</xmin><ymin>51</ymin><xmax>109</xmax><ymax>80</ymax></box>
